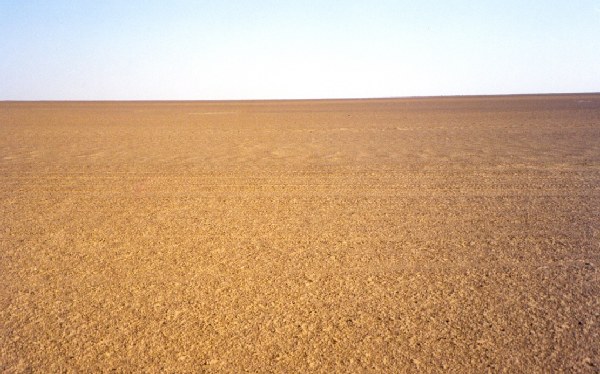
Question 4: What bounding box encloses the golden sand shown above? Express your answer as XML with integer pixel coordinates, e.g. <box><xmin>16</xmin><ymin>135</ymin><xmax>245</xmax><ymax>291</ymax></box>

<box><xmin>1</xmin><ymin>96</ymin><xmax>599</xmax><ymax>372</ymax></box>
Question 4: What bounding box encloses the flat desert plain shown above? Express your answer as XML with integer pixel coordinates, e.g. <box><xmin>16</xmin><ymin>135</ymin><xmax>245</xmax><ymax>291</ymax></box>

<box><xmin>1</xmin><ymin>95</ymin><xmax>599</xmax><ymax>372</ymax></box>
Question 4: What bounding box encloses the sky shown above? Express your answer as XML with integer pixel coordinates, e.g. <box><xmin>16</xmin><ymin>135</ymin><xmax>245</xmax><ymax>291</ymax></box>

<box><xmin>1</xmin><ymin>0</ymin><xmax>599</xmax><ymax>100</ymax></box>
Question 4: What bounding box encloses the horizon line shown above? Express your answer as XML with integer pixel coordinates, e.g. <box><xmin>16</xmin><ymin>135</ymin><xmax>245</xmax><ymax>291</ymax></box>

<box><xmin>2</xmin><ymin>91</ymin><xmax>599</xmax><ymax>103</ymax></box>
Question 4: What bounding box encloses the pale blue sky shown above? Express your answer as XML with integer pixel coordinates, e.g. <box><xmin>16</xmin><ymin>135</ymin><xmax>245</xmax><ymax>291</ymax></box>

<box><xmin>1</xmin><ymin>0</ymin><xmax>599</xmax><ymax>100</ymax></box>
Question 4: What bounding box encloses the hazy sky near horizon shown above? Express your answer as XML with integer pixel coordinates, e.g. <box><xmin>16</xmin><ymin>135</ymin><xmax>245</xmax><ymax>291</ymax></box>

<box><xmin>1</xmin><ymin>0</ymin><xmax>599</xmax><ymax>100</ymax></box>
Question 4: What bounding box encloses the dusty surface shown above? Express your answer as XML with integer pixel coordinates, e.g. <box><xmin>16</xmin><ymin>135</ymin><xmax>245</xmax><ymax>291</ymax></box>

<box><xmin>1</xmin><ymin>95</ymin><xmax>599</xmax><ymax>372</ymax></box>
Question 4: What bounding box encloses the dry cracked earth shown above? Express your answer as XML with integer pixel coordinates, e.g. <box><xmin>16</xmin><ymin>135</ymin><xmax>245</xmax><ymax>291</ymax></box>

<box><xmin>1</xmin><ymin>95</ymin><xmax>599</xmax><ymax>372</ymax></box>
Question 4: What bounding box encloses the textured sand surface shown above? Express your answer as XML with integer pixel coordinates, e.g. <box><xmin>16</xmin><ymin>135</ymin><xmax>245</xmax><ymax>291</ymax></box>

<box><xmin>1</xmin><ymin>95</ymin><xmax>599</xmax><ymax>372</ymax></box>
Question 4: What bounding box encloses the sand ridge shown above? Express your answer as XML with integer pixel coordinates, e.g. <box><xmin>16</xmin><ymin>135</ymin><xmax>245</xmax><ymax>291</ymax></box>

<box><xmin>1</xmin><ymin>95</ymin><xmax>599</xmax><ymax>372</ymax></box>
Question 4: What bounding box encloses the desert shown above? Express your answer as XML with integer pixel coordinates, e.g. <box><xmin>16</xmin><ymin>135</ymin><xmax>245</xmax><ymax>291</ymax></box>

<box><xmin>1</xmin><ymin>95</ymin><xmax>599</xmax><ymax>372</ymax></box>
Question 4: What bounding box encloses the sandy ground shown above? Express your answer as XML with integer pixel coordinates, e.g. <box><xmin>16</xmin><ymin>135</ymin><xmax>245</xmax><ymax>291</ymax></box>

<box><xmin>1</xmin><ymin>95</ymin><xmax>599</xmax><ymax>372</ymax></box>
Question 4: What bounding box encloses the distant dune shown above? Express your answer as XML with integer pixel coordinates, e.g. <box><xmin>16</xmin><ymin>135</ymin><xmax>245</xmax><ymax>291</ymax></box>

<box><xmin>1</xmin><ymin>95</ymin><xmax>599</xmax><ymax>372</ymax></box>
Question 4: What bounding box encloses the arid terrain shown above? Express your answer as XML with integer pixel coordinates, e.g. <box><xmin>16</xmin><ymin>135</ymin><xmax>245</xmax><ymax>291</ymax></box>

<box><xmin>1</xmin><ymin>95</ymin><xmax>599</xmax><ymax>372</ymax></box>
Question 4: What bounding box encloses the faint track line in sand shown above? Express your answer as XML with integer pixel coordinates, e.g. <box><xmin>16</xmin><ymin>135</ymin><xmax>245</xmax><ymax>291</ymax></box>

<box><xmin>187</xmin><ymin>111</ymin><xmax>239</xmax><ymax>115</ymax></box>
